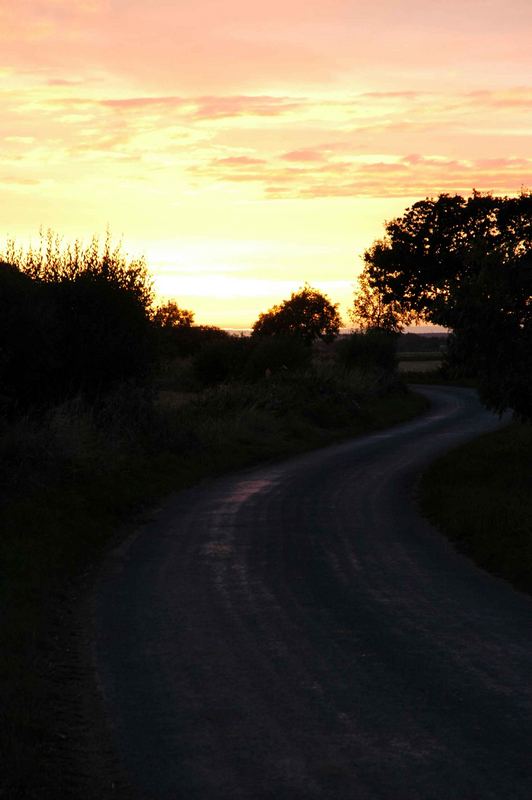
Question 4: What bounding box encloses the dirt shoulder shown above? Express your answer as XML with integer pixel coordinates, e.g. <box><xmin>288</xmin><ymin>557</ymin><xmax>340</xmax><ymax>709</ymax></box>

<box><xmin>8</xmin><ymin>546</ymin><xmax>139</xmax><ymax>800</ymax></box>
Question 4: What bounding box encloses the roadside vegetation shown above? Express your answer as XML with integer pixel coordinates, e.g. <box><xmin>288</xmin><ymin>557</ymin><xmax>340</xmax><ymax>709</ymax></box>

<box><xmin>0</xmin><ymin>231</ymin><xmax>428</xmax><ymax>797</ymax></box>
<box><xmin>419</xmin><ymin>422</ymin><xmax>532</xmax><ymax>595</ymax></box>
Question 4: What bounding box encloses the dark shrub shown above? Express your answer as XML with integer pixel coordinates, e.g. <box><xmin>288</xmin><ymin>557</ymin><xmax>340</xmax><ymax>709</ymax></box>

<box><xmin>51</xmin><ymin>272</ymin><xmax>153</xmax><ymax>398</ymax></box>
<box><xmin>396</xmin><ymin>332</ymin><xmax>447</xmax><ymax>353</ymax></box>
<box><xmin>0</xmin><ymin>262</ymin><xmax>59</xmax><ymax>410</ymax></box>
<box><xmin>155</xmin><ymin>324</ymin><xmax>231</xmax><ymax>359</ymax></box>
<box><xmin>1</xmin><ymin>234</ymin><xmax>155</xmax><ymax>408</ymax></box>
<box><xmin>337</xmin><ymin>329</ymin><xmax>398</xmax><ymax>372</ymax></box>
<box><xmin>244</xmin><ymin>335</ymin><xmax>311</xmax><ymax>380</ymax></box>
<box><xmin>192</xmin><ymin>336</ymin><xmax>251</xmax><ymax>386</ymax></box>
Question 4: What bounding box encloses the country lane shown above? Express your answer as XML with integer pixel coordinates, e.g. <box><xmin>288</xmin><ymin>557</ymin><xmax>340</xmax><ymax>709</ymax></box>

<box><xmin>94</xmin><ymin>385</ymin><xmax>532</xmax><ymax>800</ymax></box>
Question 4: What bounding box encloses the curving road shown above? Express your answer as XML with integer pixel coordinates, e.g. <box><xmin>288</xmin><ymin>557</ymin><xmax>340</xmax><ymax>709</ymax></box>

<box><xmin>94</xmin><ymin>386</ymin><xmax>532</xmax><ymax>800</ymax></box>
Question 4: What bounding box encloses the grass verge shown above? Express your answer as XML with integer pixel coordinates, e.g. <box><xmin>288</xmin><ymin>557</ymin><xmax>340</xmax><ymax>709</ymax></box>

<box><xmin>419</xmin><ymin>421</ymin><xmax>532</xmax><ymax>595</ymax></box>
<box><xmin>1</xmin><ymin>374</ymin><xmax>428</xmax><ymax>798</ymax></box>
<box><xmin>400</xmin><ymin>367</ymin><xmax>477</xmax><ymax>386</ymax></box>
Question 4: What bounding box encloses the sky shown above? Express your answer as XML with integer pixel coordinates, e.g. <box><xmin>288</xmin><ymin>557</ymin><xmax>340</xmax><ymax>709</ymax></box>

<box><xmin>2</xmin><ymin>0</ymin><xmax>531</xmax><ymax>328</ymax></box>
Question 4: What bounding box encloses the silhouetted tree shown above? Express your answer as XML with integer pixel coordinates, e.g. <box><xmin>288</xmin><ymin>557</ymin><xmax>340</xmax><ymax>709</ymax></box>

<box><xmin>252</xmin><ymin>284</ymin><xmax>341</xmax><ymax>344</ymax></box>
<box><xmin>152</xmin><ymin>300</ymin><xmax>194</xmax><ymax>328</ymax></box>
<box><xmin>151</xmin><ymin>299</ymin><xmax>197</xmax><ymax>360</ymax></box>
<box><xmin>350</xmin><ymin>270</ymin><xmax>410</xmax><ymax>332</ymax></box>
<box><xmin>359</xmin><ymin>191</ymin><xmax>532</xmax><ymax>419</ymax></box>
<box><xmin>359</xmin><ymin>192</ymin><xmax>532</xmax><ymax>326</ymax></box>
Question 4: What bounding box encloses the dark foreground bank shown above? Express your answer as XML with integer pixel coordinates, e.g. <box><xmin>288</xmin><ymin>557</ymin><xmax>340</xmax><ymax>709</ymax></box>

<box><xmin>1</xmin><ymin>373</ymin><xmax>425</xmax><ymax>799</ymax></box>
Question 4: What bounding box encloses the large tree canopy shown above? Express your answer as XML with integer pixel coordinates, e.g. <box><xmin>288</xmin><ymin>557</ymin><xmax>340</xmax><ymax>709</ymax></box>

<box><xmin>355</xmin><ymin>192</ymin><xmax>532</xmax><ymax>419</ymax></box>
<box><xmin>358</xmin><ymin>191</ymin><xmax>532</xmax><ymax>328</ymax></box>
<box><xmin>252</xmin><ymin>284</ymin><xmax>341</xmax><ymax>344</ymax></box>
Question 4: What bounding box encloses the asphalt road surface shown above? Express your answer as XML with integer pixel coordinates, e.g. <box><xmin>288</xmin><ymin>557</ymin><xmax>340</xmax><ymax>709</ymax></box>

<box><xmin>95</xmin><ymin>386</ymin><xmax>532</xmax><ymax>799</ymax></box>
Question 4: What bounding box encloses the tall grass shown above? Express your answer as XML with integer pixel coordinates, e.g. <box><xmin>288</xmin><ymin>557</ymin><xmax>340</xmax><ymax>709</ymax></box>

<box><xmin>1</xmin><ymin>365</ymin><xmax>422</xmax><ymax>620</ymax></box>
<box><xmin>419</xmin><ymin>422</ymin><xmax>532</xmax><ymax>594</ymax></box>
<box><xmin>1</xmin><ymin>364</ymin><xmax>424</xmax><ymax>596</ymax></box>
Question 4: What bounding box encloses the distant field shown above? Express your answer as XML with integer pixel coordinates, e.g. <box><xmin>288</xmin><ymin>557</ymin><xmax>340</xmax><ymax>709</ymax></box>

<box><xmin>398</xmin><ymin>352</ymin><xmax>443</xmax><ymax>373</ymax></box>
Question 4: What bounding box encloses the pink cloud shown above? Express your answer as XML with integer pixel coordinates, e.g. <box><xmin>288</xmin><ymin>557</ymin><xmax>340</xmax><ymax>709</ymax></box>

<box><xmin>360</xmin><ymin>162</ymin><xmax>410</xmax><ymax>174</ymax></box>
<box><xmin>101</xmin><ymin>96</ymin><xmax>184</xmax><ymax>110</ymax></box>
<box><xmin>0</xmin><ymin>1</ymin><xmax>335</xmax><ymax>91</ymax></box>
<box><xmin>475</xmin><ymin>157</ymin><xmax>532</xmax><ymax>169</ymax></box>
<box><xmin>4</xmin><ymin>0</ymin><xmax>530</xmax><ymax>96</ymax></box>
<box><xmin>42</xmin><ymin>93</ymin><xmax>307</xmax><ymax>121</ymax></box>
<box><xmin>403</xmin><ymin>153</ymin><xmax>424</xmax><ymax>165</ymax></box>
<box><xmin>468</xmin><ymin>89</ymin><xmax>532</xmax><ymax>109</ymax></box>
<box><xmin>46</xmin><ymin>78</ymin><xmax>86</xmax><ymax>86</ymax></box>
<box><xmin>215</xmin><ymin>156</ymin><xmax>267</xmax><ymax>167</ymax></box>
<box><xmin>191</xmin><ymin>149</ymin><xmax>532</xmax><ymax>201</ymax></box>
<box><xmin>361</xmin><ymin>91</ymin><xmax>422</xmax><ymax>100</ymax></box>
<box><xmin>192</xmin><ymin>96</ymin><xmax>306</xmax><ymax>120</ymax></box>
<box><xmin>281</xmin><ymin>149</ymin><xmax>326</xmax><ymax>162</ymax></box>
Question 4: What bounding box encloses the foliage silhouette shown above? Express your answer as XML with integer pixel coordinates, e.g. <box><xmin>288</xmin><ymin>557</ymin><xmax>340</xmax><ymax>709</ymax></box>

<box><xmin>252</xmin><ymin>284</ymin><xmax>341</xmax><ymax>344</ymax></box>
<box><xmin>350</xmin><ymin>270</ymin><xmax>406</xmax><ymax>332</ymax></box>
<box><xmin>0</xmin><ymin>262</ymin><xmax>58</xmax><ymax>410</ymax></box>
<box><xmin>152</xmin><ymin>300</ymin><xmax>194</xmax><ymax>329</ymax></box>
<box><xmin>396</xmin><ymin>332</ymin><xmax>447</xmax><ymax>353</ymax></box>
<box><xmin>192</xmin><ymin>336</ymin><xmax>251</xmax><ymax>386</ymax></box>
<box><xmin>151</xmin><ymin>300</ymin><xmax>230</xmax><ymax>359</ymax></box>
<box><xmin>53</xmin><ymin>272</ymin><xmax>153</xmax><ymax>397</ymax></box>
<box><xmin>357</xmin><ymin>191</ymin><xmax>532</xmax><ymax>419</ymax></box>
<box><xmin>359</xmin><ymin>192</ymin><xmax>532</xmax><ymax>326</ymax></box>
<box><xmin>1</xmin><ymin>231</ymin><xmax>154</xmax><ymax>408</ymax></box>
<box><xmin>244</xmin><ymin>335</ymin><xmax>311</xmax><ymax>380</ymax></box>
<box><xmin>4</xmin><ymin>229</ymin><xmax>152</xmax><ymax>308</ymax></box>
<box><xmin>337</xmin><ymin>329</ymin><xmax>398</xmax><ymax>373</ymax></box>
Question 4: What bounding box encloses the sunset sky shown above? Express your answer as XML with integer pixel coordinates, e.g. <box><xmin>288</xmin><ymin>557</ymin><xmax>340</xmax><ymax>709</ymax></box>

<box><xmin>2</xmin><ymin>0</ymin><xmax>531</xmax><ymax>327</ymax></box>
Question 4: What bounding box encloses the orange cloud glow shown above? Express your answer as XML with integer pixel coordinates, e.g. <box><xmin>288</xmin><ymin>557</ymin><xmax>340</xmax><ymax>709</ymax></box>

<box><xmin>2</xmin><ymin>0</ymin><xmax>531</xmax><ymax>326</ymax></box>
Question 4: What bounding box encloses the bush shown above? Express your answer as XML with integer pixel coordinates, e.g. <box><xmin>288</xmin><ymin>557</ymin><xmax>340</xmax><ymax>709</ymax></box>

<box><xmin>150</xmin><ymin>303</ymin><xmax>232</xmax><ymax>362</ymax></box>
<box><xmin>155</xmin><ymin>357</ymin><xmax>197</xmax><ymax>393</ymax></box>
<box><xmin>337</xmin><ymin>329</ymin><xmax>398</xmax><ymax>373</ymax></box>
<box><xmin>244</xmin><ymin>335</ymin><xmax>311</xmax><ymax>380</ymax></box>
<box><xmin>0</xmin><ymin>263</ymin><xmax>55</xmax><ymax>410</ymax></box>
<box><xmin>49</xmin><ymin>273</ymin><xmax>153</xmax><ymax>398</ymax></box>
<box><xmin>155</xmin><ymin>324</ymin><xmax>231</xmax><ymax>360</ymax></box>
<box><xmin>192</xmin><ymin>336</ymin><xmax>251</xmax><ymax>386</ymax></box>
<box><xmin>0</xmin><ymin>233</ymin><xmax>154</xmax><ymax>408</ymax></box>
